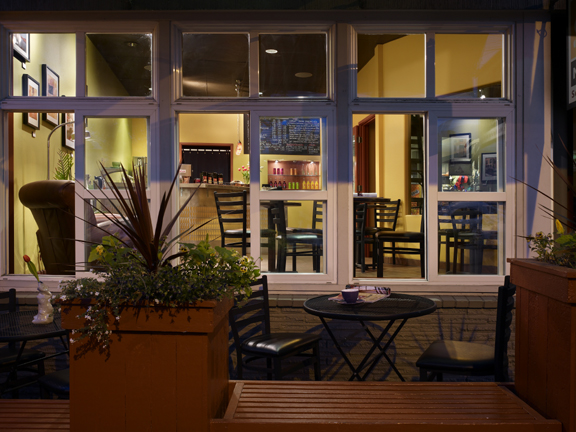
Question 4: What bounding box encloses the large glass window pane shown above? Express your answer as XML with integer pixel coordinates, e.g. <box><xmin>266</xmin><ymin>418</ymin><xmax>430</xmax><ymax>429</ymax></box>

<box><xmin>84</xmin><ymin>117</ymin><xmax>149</xmax><ymax>189</ymax></box>
<box><xmin>86</xmin><ymin>34</ymin><xmax>152</xmax><ymax>97</ymax></box>
<box><xmin>438</xmin><ymin>201</ymin><xmax>504</xmax><ymax>275</ymax></box>
<box><xmin>259</xmin><ymin>34</ymin><xmax>327</xmax><ymax>98</ymax></box>
<box><xmin>259</xmin><ymin>117</ymin><xmax>324</xmax><ymax>191</ymax></box>
<box><xmin>261</xmin><ymin>200</ymin><xmax>325</xmax><ymax>274</ymax></box>
<box><xmin>182</xmin><ymin>34</ymin><xmax>249</xmax><ymax>97</ymax></box>
<box><xmin>438</xmin><ymin>118</ymin><xmax>504</xmax><ymax>192</ymax></box>
<box><xmin>12</xmin><ymin>33</ymin><xmax>76</xmax><ymax>97</ymax></box>
<box><xmin>352</xmin><ymin>114</ymin><xmax>425</xmax><ymax>279</ymax></box>
<box><xmin>436</xmin><ymin>34</ymin><xmax>503</xmax><ymax>98</ymax></box>
<box><xmin>357</xmin><ymin>34</ymin><xmax>425</xmax><ymax>98</ymax></box>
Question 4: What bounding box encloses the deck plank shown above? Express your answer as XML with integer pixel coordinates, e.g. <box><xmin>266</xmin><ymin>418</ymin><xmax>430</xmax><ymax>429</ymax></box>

<box><xmin>211</xmin><ymin>381</ymin><xmax>562</xmax><ymax>432</ymax></box>
<box><xmin>0</xmin><ymin>400</ymin><xmax>70</xmax><ymax>432</ymax></box>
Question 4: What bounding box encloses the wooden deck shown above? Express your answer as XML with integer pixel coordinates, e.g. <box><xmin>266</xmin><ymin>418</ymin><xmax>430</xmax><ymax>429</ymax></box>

<box><xmin>0</xmin><ymin>399</ymin><xmax>69</xmax><ymax>431</ymax></box>
<box><xmin>211</xmin><ymin>381</ymin><xmax>562</xmax><ymax>432</ymax></box>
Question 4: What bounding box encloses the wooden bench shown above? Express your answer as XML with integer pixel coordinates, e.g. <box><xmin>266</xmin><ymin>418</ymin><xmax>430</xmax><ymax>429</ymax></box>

<box><xmin>0</xmin><ymin>399</ymin><xmax>69</xmax><ymax>431</ymax></box>
<box><xmin>211</xmin><ymin>381</ymin><xmax>561</xmax><ymax>432</ymax></box>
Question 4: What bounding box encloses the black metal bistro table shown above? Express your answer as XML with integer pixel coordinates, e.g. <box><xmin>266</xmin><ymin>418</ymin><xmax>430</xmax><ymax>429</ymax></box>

<box><xmin>0</xmin><ymin>310</ymin><xmax>68</xmax><ymax>393</ymax></box>
<box><xmin>303</xmin><ymin>293</ymin><xmax>436</xmax><ymax>381</ymax></box>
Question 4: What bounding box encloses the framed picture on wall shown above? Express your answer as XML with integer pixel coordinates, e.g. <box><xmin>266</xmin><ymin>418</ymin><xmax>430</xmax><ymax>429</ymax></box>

<box><xmin>42</xmin><ymin>65</ymin><xmax>59</xmax><ymax>125</ymax></box>
<box><xmin>481</xmin><ymin>152</ymin><xmax>497</xmax><ymax>182</ymax></box>
<box><xmin>449</xmin><ymin>133</ymin><xmax>471</xmax><ymax>162</ymax></box>
<box><xmin>62</xmin><ymin>113</ymin><xmax>75</xmax><ymax>150</ymax></box>
<box><xmin>13</xmin><ymin>33</ymin><xmax>30</xmax><ymax>63</ymax></box>
<box><xmin>22</xmin><ymin>75</ymin><xmax>40</xmax><ymax>129</ymax></box>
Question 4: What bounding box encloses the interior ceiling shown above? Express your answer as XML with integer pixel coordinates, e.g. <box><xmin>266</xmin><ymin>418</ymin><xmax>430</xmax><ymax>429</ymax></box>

<box><xmin>87</xmin><ymin>33</ymin><xmax>402</xmax><ymax>98</ymax></box>
<box><xmin>87</xmin><ymin>34</ymin><xmax>152</xmax><ymax>97</ymax></box>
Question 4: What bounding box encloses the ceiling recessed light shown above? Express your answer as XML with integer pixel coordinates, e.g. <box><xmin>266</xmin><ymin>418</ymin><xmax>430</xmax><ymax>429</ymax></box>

<box><xmin>295</xmin><ymin>72</ymin><xmax>313</xmax><ymax>78</ymax></box>
<box><xmin>265</xmin><ymin>49</ymin><xmax>278</xmax><ymax>54</ymax></box>
<box><xmin>126</xmin><ymin>41</ymin><xmax>138</xmax><ymax>47</ymax></box>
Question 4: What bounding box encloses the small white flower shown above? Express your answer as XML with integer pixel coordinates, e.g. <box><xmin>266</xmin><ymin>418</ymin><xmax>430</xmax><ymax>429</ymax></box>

<box><xmin>95</xmin><ymin>292</ymin><xmax>99</xmax><ymax>296</ymax></box>
<box><xmin>116</xmin><ymin>316</ymin><xmax>121</xmax><ymax>321</ymax></box>
<box><xmin>154</xmin><ymin>299</ymin><xmax>160</xmax><ymax>304</ymax></box>
<box><xmin>69</xmin><ymin>339</ymin><xmax>76</xmax><ymax>344</ymax></box>
<box><xmin>85</xmin><ymin>315</ymin><xmax>92</xmax><ymax>321</ymax></box>
<box><xmin>60</xmin><ymin>295</ymin><xmax>67</xmax><ymax>301</ymax></box>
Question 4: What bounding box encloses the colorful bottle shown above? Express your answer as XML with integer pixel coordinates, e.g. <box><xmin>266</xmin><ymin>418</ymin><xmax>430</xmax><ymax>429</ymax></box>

<box><xmin>315</xmin><ymin>180</ymin><xmax>319</xmax><ymax>189</ymax></box>
<box><xmin>283</xmin><ymin>181</ymin><xmax>287</xmax><ymax>189</ymax></box>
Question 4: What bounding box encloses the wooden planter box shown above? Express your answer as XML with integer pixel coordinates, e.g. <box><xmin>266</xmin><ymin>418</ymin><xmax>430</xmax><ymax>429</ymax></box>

<box><xmin>510</xmin><ymin>259</ymin><xmax>576</xmax><ymax>432</ymax></box>
<box><xmin>60</xmin><ymin>297</ymin><xmax>233</xmax><ymax>432</ymax></box>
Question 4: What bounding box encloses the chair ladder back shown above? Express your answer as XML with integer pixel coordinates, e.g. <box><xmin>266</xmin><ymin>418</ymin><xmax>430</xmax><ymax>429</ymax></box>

<box><xmin>451</xmin><ymin>207</ymin><xmax>483</xmax><ymax>232</ymax></box>
<box><xmin>494</xmin><ymin>275</ymin><xmax>516</xmax><ymax>382</ymax></box>
<box><xmin>214</xmin><ymin>190</ymin><xmax>249</xmax><ymax>253</ymax></box>
<box><xmin>355</xmin><ymin>202</ymin><xmax>367</xmax><ymax>234</ymax></box>
<box><xmin>372</xmin><ymin>199</ymin><xmax>401</xmax><ymax>231</ymax></box>
<box><xmin>311</xmin><ymin>201</ymin><xmax>323</xmax><ymax>231</ymax></box>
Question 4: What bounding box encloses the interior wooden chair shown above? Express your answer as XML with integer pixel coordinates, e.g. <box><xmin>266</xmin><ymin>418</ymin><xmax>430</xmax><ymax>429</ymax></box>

<box><xmin>451</xmin><ymin>207</ymin><xmax>484</xmax><ymax>274</ymax></box>
<box><xmin>271</xmin><ymin>201</ymin><xmax>323</xmax><ymax>272</ymax></box>
<box><xmin>361</xmin><ymin>199</ymin><xmax>401</xmax><ymax>271</ymax></box>
<box><xmin>376</xmin><ymin>215</ymin><xmax>425</xmax><ymax>278</ymax></box>
<box><xmin>0</xmin><ymin>289</ymin><xmax>46</xmax><ymax>397</ymax></box>
<box><xmin>353</xmin><ymin>202</ymin><xmax>367</xmax><ymax>275</ymax></box>
<box><xmin>229</xmin><ymin>276</ymin><xmax>321</xmax><ymax>380</ymax></box>
<box><xmin>214</xmin><ymin>190</ymin><xmax>276</xmax><ymax>257</ymax></box>
<box><xmin>417</xmin><ymin>276</ymin><xmax>516</xmax><ymax>381</ymax></box>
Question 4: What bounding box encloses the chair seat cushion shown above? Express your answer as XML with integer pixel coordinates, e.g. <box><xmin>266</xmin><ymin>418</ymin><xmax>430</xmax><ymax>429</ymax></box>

<box><xmin>416</xmin><ymin>340</ymin><xmax>494</xmax><ymax>374</ymax></box>
<box><xmin>38</xmin><ymin>368</ymin><xmax>69</xmax><ymax>395</ymax></box>
<box><xmin>377</xmin><ymin>231</ymin><xmax>423</xmax><ymax>241</ymax></box>
<box><xmin>225</xmin><ymin>229</ymin><xmax>276</xmax><ymax>238</ymax></box>
<box><xmin>242</xmin><ymin>333</ymin><xmax>320</xmax><ymax>356</ymax></box>
<box><xmin>284</xmin><ymin>234</ymin><xmax>322</xmax><ymax>244</ymax></box>
<box><xmin>0</xmin><ymin>346</ymin><xmax>46</xmax><ymax>369</ymax></box>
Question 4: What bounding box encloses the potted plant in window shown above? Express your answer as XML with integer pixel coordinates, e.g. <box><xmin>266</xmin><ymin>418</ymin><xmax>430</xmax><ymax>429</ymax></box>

<box><xmin>57</xmin><ymin>164</ymin><xmax>259</xmax><ymax>432</ymax></box>
<box><xmin>510</xmin><ymin>147</ymin><xmax>576</xmax><ymax>432</ymax></box>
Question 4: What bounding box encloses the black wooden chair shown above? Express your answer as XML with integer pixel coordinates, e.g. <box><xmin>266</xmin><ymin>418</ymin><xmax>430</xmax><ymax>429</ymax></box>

<box><xmin>416</xmin><ymin>276</ymin><xmax>516</xmax><ymax>381</ymax></box>
<box><xmin>376</xmin><ymin>216</ymin><xmax>425</xmax><ymax>278</ymax></box>
<box><xmin>38</xmin><ymin>368</ymin><xmax>69</xmax><ymax>399</ymax></box>
<box><xmin>361</xmin><ymin>199</ymin><xmax>401</xmax><ymax>272</ymax></box>
<box><xmin>271</xmin><ymin>201</ymin><xmax>323</xmax><ymax>272</ymax></box>
<box><xmin>229</xmin><ymin>276</ymin><xmax>321</xmax><ymax>380</ymax></box>
<box><xmin>451</xmin><ymin>207</ymin><xmax>484</xmax><ymax>274</ymax></box>
<box><xmin>353</xmin><ymin>202</ymin><xmax>367</xmax><ymax>276</ymax></box>
<box><xmin>214</xmin><ymin>190</ymin><xmax>276</xmax><ymax>257</ymax></box>
<box><xmin>0</xmin><ymin>289</ymin><xmax>47</xmax><ymax>396</ymax></box>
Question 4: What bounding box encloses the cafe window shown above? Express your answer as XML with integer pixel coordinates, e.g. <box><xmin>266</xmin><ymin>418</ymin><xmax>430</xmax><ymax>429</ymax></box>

<box><xmin>259</xmin><ymin>34</ymin><xmax>327</xmax><ymax>98</ymax></box>
<box><xmin>438</xmin><ymin>118</ymin><xmax>504</xmax><ymax>193</ymax></box>
<box><xmin>182</xmin><ymin>33</ymin><xmax>249</xmax><ymax>97</ymax></box>
<box><xmin>85</xmin><ymin>33</ymin><xmax>152</xmax><ymax>97</ymax></box>
<box><xmin>84</xmin><ymin>117</ymin><xmax>149</xmax><ymax>190</ymax></box>
<box><xmin>12</xmin><ymin>33</ymin><xmax>76</xmax><ymax>97</ymax></box>
<box><xmin>435</xmin><ymin>34</ymin><xmax>503</xmax><ymax>98</ymax></box>
<box><xmin>356</xmin><ymin>34</ymin><xmax>425</xmax><ymax>98</ymax></box>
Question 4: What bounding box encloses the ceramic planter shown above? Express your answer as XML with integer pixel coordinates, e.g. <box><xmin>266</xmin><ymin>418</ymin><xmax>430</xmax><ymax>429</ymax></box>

<box><xmin>510</xmin><ymin>259</ymin><xmax>576</xmax><ymax>432</ymax></box>
<box><xmin>60</xmin><ymin>297</ymin><xmax>233</xmax><ymax>432</ymax></box>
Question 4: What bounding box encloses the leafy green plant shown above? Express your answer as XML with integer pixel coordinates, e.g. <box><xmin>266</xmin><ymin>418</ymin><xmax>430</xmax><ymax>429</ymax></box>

<box><xmin>57</xmin><ymin>163</ymin><xmax>259</xmax><ymax>348</ymax></box>
<box><xmin>53</xmin><ymin>149</ymin><xmax>74</xmax><ymax>180</ymax></box>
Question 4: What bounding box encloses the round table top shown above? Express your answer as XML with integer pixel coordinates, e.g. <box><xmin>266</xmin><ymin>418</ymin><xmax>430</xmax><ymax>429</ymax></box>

<box><xmin>303</xmin><ymin>293</ymin><xmax>437</xmax><ymax>321</ymax></box>
<box><xmin>0</xmin><ymin>310</ymin><xmax>65</xmax><ymax>342</ymax></box>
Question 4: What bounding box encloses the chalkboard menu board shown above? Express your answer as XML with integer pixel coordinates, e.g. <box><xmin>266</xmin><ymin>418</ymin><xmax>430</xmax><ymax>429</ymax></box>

<box><xmin>260</xmin><ymin>117</ymin><xmax>321</xmax><ymax>155</ymax></box>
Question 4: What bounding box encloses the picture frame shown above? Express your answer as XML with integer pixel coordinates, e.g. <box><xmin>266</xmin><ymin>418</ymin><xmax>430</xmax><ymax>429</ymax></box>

<box><xmin>62</xmin><ymin>113</ymin><xmax>75</xmax><ymax>150</ymax></box>
<box><xmin>22</xmin><ymin>75</ymin><xmax>40</xmax><ymax>130</ymax></box>
<box><xmin>449</xmin><ymin>133</ymin><xmax>471</xmax><ymax>162</ymax></box>
<box><xmin>13</xmin><ymin>33</ymin><xmax>30</xmax><ymax>63</ymax></box>
<box><xmin>42</xmin><ymin>65</ymin><xmax>59</xmax><ymax>125</ymax></box>
<box><xmin>481</xmin><ymin>152</ymin><xmax>497</xmax><ymax>182</ymax></box>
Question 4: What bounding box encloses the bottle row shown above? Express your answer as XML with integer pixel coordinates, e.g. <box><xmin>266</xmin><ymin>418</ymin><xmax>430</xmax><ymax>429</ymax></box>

<box><xmin>269</xmin><ymin>180</ymin><xmax>320</xmax><ymax>190</ymax></box>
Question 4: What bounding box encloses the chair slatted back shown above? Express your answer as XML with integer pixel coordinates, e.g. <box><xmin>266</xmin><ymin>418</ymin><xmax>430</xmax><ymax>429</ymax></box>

<box><xmin>494</xmin><ymin>275</ymin><xmax>516</xmax><ymax>382</ymax></box>
<box><xmin>311</xmin><ymin>201</ymin><xmax>323</xmax><ymax>231</ymax></box>
<box><xmin>0</xmin><ymin>289</ymin><xmax>16</xmax><ymax>314</ymax></box>
<box><xmin>229</xmin><ymin>277</ymin><xmax>271</xmax><ymax>350</ymax></box>
<box><xmin>214</xmin><ymin>190</ymin><xmax>249</xmax><ymax>253</ymax></box>
<box><xmin>355</xmin><ymin>202</ymin><xmax>367</xmax><ymax>236</ymax></box>
<box><xmin>450</xmin><ymin>207</ymin><xmax>483</xmax><ymax>233</ymax></box>
<box><xmin>371</xmin><ymin>199</ymin><xmax>400</xmax><ymax>231</ymax></box>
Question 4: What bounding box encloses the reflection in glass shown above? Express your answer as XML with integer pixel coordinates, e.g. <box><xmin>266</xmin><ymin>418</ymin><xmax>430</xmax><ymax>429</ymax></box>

<box><xmin>12</xmin><ymin>33</ymin><xmax>76</xmax><ymax>97</ymax></box>
<box><xmin>84</xmin><ymin>117</ymin><xmax>148</xmax><ymax>189</ymax></box>
<box><xmin>261</xmin><ymin>200</ymin><xmax>325</xmax><ymax>274</ymax></box>
<box><xmin>259</xmin><ymin>34</ymin><xmax>327</xmax><ymax>97</ymax></box>
<box><xmin>438</xmin><ymin>118</ymin><xmax>504</xmax><ymax>192</ymax></box>
<box><xmin>436</xmin><ymin>34</ymin><xmax>503</xmax><ymax>98</ymax></box>
<box><xmin>438</xmin><ymin>201</ymin><xmax>504</xmax><ymax>275</ymax></box>
<box><xmin>182</xmin><ymin>34</ymin><xmax>249</xmax><ymax>97</ymax></box>
<box><xmin>357</xmin><ymin>34</ymin><xmax>425</xmax><ymax>98</ymax></box>
<box><xmin>86</xmin><ymin>33</ymin><xmax>152</xmax><ymax>97</ymax></box>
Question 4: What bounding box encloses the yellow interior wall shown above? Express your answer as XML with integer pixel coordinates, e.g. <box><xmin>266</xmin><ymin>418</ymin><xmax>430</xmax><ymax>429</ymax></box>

<box><xmin>86</xmin><ymin>37</ymin><xmax>128</xmax><ymax>97</ymax></box>
<box><xmin>12</xmin><ymin>33</ymin><xmax>76</xmax><ymax>97</ymax></box>
<box><xmin>131</xmin><ymin>118</ymin><xmax>148</xmax><ymax>158</ymax></box>
<box><xmin>436</xmin><ymin>34</ymin><xmax>502</xmax><ymax>96</ymax></box>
